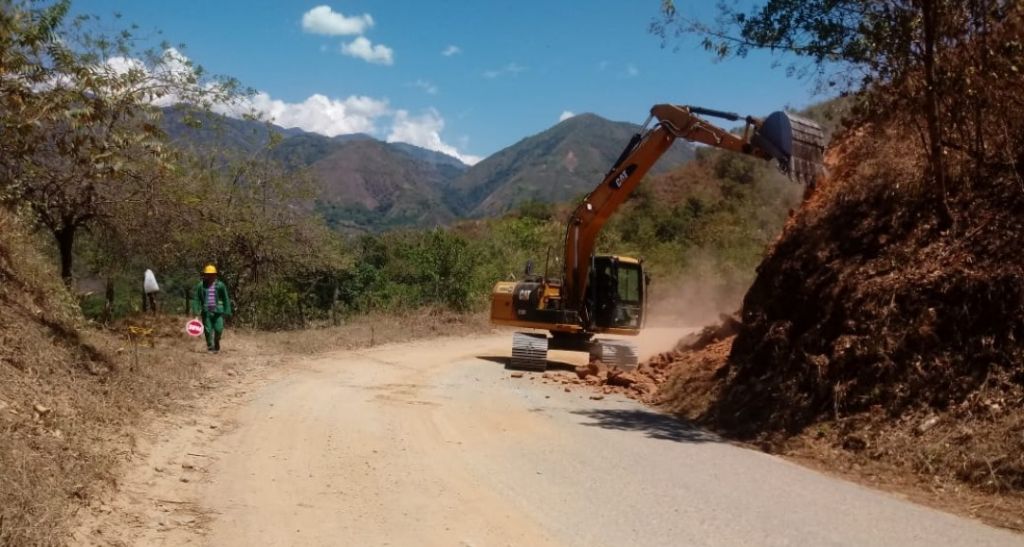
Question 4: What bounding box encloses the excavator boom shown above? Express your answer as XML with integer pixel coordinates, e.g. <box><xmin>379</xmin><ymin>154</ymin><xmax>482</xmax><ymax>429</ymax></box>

<box><xmin>561</xmin><ymin>104</ymin><xmax>826</xmax><ymax>320</ymax></box>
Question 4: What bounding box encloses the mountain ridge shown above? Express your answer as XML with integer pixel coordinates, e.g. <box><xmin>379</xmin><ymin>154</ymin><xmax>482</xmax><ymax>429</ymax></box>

<box><xmin>162</xmin><ymin>108</ymin><xmax>696</xmax><ymax>230</ymax></box>
<box><xmin>450</xmin><ymin>113</ymin><xmax>695</xmax><ymax>217</ymax></box>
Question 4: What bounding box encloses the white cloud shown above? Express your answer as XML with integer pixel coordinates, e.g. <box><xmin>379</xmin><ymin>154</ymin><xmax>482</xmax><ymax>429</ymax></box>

<box><xmin>218</xmin><ymin>92</ymin><xmax>391</xmax><ymax>137</ymax></box>
<box><xmin>624</xmin><ymin>63</ymin><xmax>639</xmax><ymax>78</ymax></box>
<box><xmin>441</xmin><ymin>45</ymin><xmax>461</xmax><ymax>57</ymax></box>
<box><xmin>99</xmin><ymin>48</ymin><xmax>483</xmax><ymax>164</ymax></box>
<box><xmin>223</xmin><ymin>96</ymin><xmax>484</xmax><ymax>165</ymax></box>
<box><xmin>483</xmin><ymin>62</ymin><xmax>526</xmax><ymax>79</ymax></box>
<box><xmin>558</xmin><ymin>110</ymin><xmax>575</xmax><ymax>122</ymax></box>
<box><xmin>102</xmin><ymin>48</ymin><xmax>198</xmax><ymax>106</ymax></box>
<box><xmin>105</xmin><ymin>48</ymin><xmax>191</xmax><ymax>82</ymax></box>
<box><xmin>105</xmin><ymin>55</ymin><xmax>146</xmax><ymax>75</ymax></box>
<box><xmin>151</xmin><ymin>48</ymin><xmax>194</xmax><ymax>82</ymax></box>
<box><xmin>410</xmin><ymin>79</ymin><xmax>438</xmax><ymax>95</ymax></box>
<box><xmin>387</xmin><ymin>109</ymin><xmax>481</xmax><ymax>165</ymax></box>
<box><xmin>341</xmin><ymin>36</ymin><xmax>394</xmax><ymax>65</ymax></box>
<box><xmin>301</xmin><ymin>6</ymin><xmax>373</xmax><ymax>36</ymax></box>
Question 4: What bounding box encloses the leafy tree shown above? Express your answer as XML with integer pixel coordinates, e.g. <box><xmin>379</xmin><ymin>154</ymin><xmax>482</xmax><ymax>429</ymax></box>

<box><xmin>653</xmin><ymin>1</ymin><xmax>1024</xmax><ymax>214</ymax></box>
<box><xmin>0</xmin><ymin>1</ymin><xmax>239</xmax><ymax>283</ymax></box>
<box><xmin>146</xmin><ymin>135</ymin><xmax>338</xmax><ymax>324</ymax></box>
<box><xmin>1</xmin><ymin>2</ymin><xmax>199</xmax><ymax>314</ymax></box>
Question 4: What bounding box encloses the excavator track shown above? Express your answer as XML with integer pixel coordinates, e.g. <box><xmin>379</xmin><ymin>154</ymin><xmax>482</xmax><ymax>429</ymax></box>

<box><xmin>509</xmin><ymin>332</ymin><xmax>549</xmax><ymax>371</ymax></box>
<box><xmin>590</xmin><ymin>339</ymin><xmax>639</xmax><ymax>370</ymax></box>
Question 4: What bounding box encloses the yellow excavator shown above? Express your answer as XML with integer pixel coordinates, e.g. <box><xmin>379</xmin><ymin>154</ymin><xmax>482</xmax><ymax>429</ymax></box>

<box><xmin>489</xmin><ymin>103</ymin><xmax>826</xmax><ymax>370</ymax></box>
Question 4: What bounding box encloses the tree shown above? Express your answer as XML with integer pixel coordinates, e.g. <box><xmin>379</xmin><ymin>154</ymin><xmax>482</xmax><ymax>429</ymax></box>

<box><xmin>1</xmin><ymin>2</ymin><xmax>238</xmax><ymax>284</ymax></box>
<box><xmin>516</xmin><ymin>198</ymin><xmax>554</xmax><ymax>221</ymax></box>
<box><xmin>653</xmin><ymin>1</ymin><xmax>1024</xmax><ymax>205</ymax></box>
<box><xmin>15</xmin><ymin>82</ymin><xmax>170</xmax><ymax>282</ymax></box>
<box><xmin>148</xmin><ymin>134</ymin><xmax>339</xmax><ymax>325</ymax></box>
<box><xmin>0</xmin><ymin>0</ymin><xmax>72</xmax><ymax>200</ymax></box>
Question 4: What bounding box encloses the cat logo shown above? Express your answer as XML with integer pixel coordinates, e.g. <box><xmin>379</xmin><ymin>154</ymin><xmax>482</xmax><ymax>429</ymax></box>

<box><xmin>609</xmin><ymin>164</ymin><xmax>637</xmax><ymax>189</ymax></box>
<box><xmin>518</xmin><ymin>289</ymin><xmax>532</xmax><ymax>300</ymax></box>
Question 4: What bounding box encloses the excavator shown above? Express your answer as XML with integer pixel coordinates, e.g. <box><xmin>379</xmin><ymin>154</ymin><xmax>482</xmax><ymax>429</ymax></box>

<box><xmin>489</xmin><ymin>103</ymin><xmax>827</xmax><ymax>371</ymax></box>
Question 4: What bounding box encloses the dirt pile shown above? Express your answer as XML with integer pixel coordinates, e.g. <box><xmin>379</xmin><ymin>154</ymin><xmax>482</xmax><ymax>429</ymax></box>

<box><xmin>524</xmin><ymin>365</ymin><xmax>659</xmax><ymax>401</ymax></box>
<box><xmin>528</xmin><ymin>319</ymin><xmax>740</xmax><ymax>403</ymax></box>
<box><xmin>722</xmin><ymin>121</ymin><xmax>1024</xmax><ymax>446</ymax></box>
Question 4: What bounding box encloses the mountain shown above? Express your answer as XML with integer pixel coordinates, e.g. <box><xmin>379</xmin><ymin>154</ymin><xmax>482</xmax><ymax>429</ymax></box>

<box><xmin>269</xmin><ymin>132</ymin><xmax>375</xmax><ymax>169</ymax></box>
<box><xmin>161</xmin><ymin>106</ymin><xmax>277</xmax><ymax>154</ymax></box>
<box><xmin>160</xmin><ymin>108</ymin><xmax>468</xmax><ymax>230</ymax></box>
<box><xmin>309</xmin><ymin>139</ymin><xmax>459</xmax><ymax>230</ymax></box>
<box><xmin>449</xmin><ymin>113</ymin><xmax>695</xmax><ymax>217</ymax></box>
<box><xmin>160</xmin><ymin>108</ymin><xmax>698</xmax><ymax>230</ymax></box>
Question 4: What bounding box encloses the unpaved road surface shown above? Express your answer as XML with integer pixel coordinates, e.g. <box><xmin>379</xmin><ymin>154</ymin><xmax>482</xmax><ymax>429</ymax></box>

<box><xmin>78</xmin><ymin>330</ymin><xmax>1023</xmax><ymax>546</ymax></box>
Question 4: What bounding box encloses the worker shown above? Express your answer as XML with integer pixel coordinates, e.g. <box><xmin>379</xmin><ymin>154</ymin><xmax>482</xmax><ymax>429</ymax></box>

<box><xmin>191</xmin><ymin>264</ymin><xmax>232</xmax><ymax>353</ymax></box>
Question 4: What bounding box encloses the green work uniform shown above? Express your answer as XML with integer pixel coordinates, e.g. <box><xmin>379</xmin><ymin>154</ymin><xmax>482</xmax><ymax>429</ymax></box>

<box><xmin>192</xmin><ymin>280</ymin><xmax>232</xmax><ymax>351</ymax></box>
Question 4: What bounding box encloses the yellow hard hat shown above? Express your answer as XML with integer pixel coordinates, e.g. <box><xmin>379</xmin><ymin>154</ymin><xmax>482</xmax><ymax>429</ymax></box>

<box><xmin>202</xmin><ymin>264</ymin><xmax>218</xmax><ymax>274</ymax></box>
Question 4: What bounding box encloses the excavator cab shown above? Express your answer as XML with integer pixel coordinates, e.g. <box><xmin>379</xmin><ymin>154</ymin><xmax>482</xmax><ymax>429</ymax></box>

<box><xmin>589</xmin><ymin>255</ymin><xmax>644</xmax><ymax>330</ymax></box>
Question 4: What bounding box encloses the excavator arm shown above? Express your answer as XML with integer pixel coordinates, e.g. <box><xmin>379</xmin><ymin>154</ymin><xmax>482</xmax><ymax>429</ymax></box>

<box><xmin>561</xmin><ymin>103</ymin><xmax>825</xmax><ymax>322</ymax></box>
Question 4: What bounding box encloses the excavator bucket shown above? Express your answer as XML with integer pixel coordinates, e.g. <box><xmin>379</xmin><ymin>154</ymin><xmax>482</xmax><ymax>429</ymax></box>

<box><xmin>753</xmin><ymin>112</ymin><xmax>827</xmax><ymax>186</ymax></box>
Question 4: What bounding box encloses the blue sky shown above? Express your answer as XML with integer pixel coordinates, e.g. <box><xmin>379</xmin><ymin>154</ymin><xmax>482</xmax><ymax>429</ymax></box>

<box><xmin>73</xmin><ymin>1</ymin><xmax>825</xmax><ymax>164</ymax></box>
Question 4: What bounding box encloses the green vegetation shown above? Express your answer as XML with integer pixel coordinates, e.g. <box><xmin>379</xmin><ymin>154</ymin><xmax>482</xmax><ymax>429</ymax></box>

<box><xmin>0</xmin><ymin>1</ymin><xmax>337</xmax><ymax>331</ymax></box>
<box><xmin>606</xmin><ymin>149</ymin><xmax>798</xmax><ymax>277</ymax></box>
<box><xmin>296</xmin><ymin>147</ymin><xmax>800</xmax><ymax>326</ymax></box>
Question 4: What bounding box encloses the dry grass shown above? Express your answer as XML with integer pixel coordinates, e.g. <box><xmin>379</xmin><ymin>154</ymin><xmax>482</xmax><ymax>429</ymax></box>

<box><xmin>0</xmin><ymin>330</ymin><xmax>204</xmax><ymax>547</ymax></box>
<box><xmin>242</xmin><ymin>308</ymin><xmax>491</xmax><ymax>355</ymax></box>
<box><xmin>1</xmin><ymin>212</ymin><xmax>489</xmax><ymax>547</ymax></box>
<box><xmin>0</xmin><ymin>211</ymin><xmax>211</xmax><ymax>546</ymax></box>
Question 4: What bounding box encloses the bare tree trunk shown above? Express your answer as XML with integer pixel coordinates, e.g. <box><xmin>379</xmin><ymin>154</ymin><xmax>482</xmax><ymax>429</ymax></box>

<box><xmin>972</xmin><ymin>0</ymin><xmax>990</xmax><ymax>177</ymax></box>
<box><xmin>921</xmin><ymin>0</ymin><xmax>953</xmax><ymax>226</ymax></box>
<box><xmin>331</xmin><ymin>282</ymin><xmax>340</xmax><ymax>326</ymax></box>
<box><xmin>55</xmin><ymin>226</ymin><xmax>75</xmax><ymax>287</ymax></box>
<box><xmin>103</xmin><ymin>277</ymin><xmax>114</xmax><ymax>322</ymax></box>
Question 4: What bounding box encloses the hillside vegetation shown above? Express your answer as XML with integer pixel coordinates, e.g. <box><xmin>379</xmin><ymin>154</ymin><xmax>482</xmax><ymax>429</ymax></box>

<box><xmin>58</xmin><ymin>94</ymin><xmax>784</xmax><ymax>329</ymax></box>
<box><xmin>649</xmin><ymin>0</ymin><xmax>1024</xmax><ymax>529</ymax></box>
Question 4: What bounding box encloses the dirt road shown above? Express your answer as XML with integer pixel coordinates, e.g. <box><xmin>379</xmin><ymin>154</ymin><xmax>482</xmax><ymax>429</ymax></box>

<box><xmin>78</xmin><ymin>330</ymin><xmax>1023</xmax><ymax>546</ymax></box>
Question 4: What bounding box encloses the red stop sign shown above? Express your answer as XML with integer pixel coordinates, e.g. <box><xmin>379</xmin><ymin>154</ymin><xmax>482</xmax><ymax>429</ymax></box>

<box><xmin>185</xmin><ymin>319</ymin><xmax>204</xmax><ymax>337</ymax></box>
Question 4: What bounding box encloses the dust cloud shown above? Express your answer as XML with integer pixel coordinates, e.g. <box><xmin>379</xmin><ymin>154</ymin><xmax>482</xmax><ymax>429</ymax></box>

<box><xmin>630</xmin><ymin>256</ymin><xmax>752</xmax><ymax>358</ymax></box>
<box><xmin>644</xmin><ymin>269</ymin><xmax>748</xmax><ymax>330</ymax></box>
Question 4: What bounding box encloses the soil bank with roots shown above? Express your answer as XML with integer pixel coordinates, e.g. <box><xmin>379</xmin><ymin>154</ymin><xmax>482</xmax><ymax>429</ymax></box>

<box><xmin>628</xmin><ymin>119</ymin><xmax>1024</xmax><ymax>531</ymax></box>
